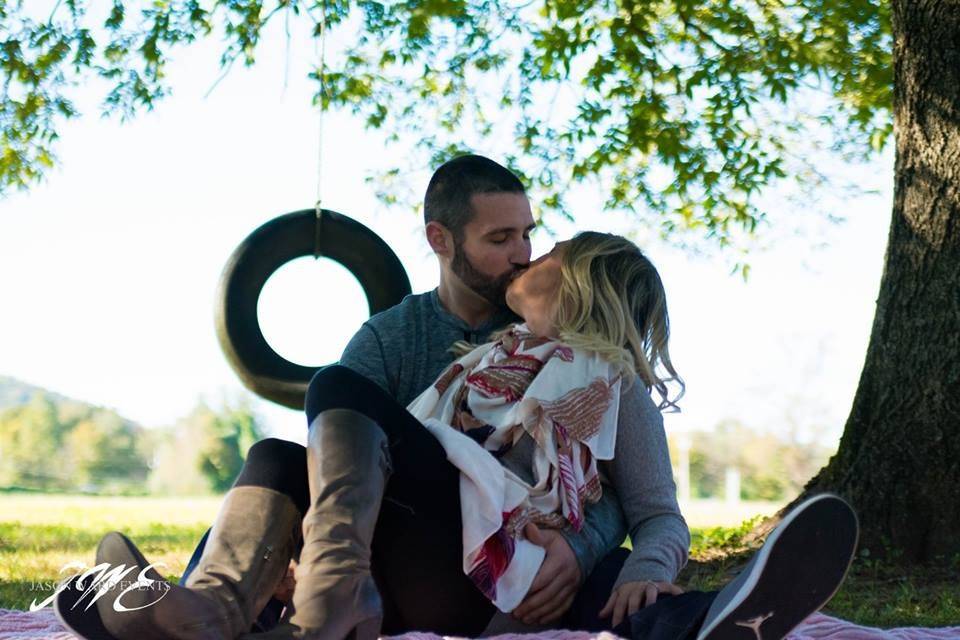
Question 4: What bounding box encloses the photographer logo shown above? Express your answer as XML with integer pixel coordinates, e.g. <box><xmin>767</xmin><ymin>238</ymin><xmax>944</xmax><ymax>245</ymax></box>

<box><xmin>30</xmin><ymin>560</ymin><xmax>171</xmax><ymax>613</ymax></box>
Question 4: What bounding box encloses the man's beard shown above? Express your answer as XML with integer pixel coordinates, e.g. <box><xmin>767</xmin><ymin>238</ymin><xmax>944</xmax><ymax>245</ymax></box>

<box><xmin>451</xmin><ymin>241</ymin><xmax>516</xmax><ymax>309</ymax></box>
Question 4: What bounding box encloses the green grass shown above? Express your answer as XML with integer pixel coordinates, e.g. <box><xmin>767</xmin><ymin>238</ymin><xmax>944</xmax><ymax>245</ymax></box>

<box><xmin>0</xmin><ymin>493</ymin><xmax>219</xmax><ymax>610</ymax></box>
<box><xmin>1</xmin><ymin>493</ymin><xmax>957</xmax><ymax>628</ymax></box>
<box><xmin>678</xmin><ymin>515</ymin><xmax>960</xmax><ymax>628</ymax></box>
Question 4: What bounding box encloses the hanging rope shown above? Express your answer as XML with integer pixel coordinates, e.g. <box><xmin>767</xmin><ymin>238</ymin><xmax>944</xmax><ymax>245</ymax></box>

<box><xmin>313</xmin><ymin>0</ymin><xmax>329</xmax><ymax>258</ymax></box>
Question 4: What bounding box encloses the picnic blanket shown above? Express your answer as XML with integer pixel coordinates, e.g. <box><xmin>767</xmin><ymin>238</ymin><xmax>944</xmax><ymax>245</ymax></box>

<box><xmin>1</xmin><ymin>608</ymin><xmax>958</xmax><ymax>640</ymax></box>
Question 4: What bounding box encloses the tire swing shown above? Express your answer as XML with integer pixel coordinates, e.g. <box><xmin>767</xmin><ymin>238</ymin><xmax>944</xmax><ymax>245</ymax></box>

<box><xmin>214</xmin><ymin>209</ymin><xmax>411</xmax><ymax>410</ymax></box>
<box><xmin>214</xmin><ymin>11</ymin><xmax>410</xmax><ymax>410</ymax></box>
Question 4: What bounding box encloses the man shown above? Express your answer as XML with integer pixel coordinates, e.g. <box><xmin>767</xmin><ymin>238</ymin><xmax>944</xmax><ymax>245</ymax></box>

<box><xmin>334</xmin><ymin>154</ymin><xmax>663</xmax><ymax>631</ymax></box>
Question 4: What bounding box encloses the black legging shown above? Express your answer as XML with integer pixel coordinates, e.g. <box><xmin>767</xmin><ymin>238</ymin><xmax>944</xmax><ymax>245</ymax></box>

<box><xmin>233</xmin><ymin>437</ymin><xmax>310</xmax><ymax>514</ymax></box>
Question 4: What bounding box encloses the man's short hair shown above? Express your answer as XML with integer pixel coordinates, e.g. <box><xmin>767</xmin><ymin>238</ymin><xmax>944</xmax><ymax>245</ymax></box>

<box><xmin>424</xmin><ymin>155</ymin><xmax>525</xmax><ymax>242</ymax></box>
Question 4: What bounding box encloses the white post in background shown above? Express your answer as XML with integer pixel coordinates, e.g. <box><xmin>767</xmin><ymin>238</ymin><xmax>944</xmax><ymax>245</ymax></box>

<box><xmin>724</xmin><ymin>466</ymin><xmax>741</xmax><ymax>505</ymax></box>
<box><xmin>676</xmin><ymin>433</ymin><xmax>691</xmax><ymax>503</ymax></box>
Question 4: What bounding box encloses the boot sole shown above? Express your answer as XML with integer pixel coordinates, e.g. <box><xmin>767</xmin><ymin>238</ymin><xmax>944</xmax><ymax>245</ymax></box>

<box><xmin>54</xmin><ymin>531</ymin><xmax>156</xmax><ymax>640</ymax></box>
<box><xmin>54</xmin><ymin>572</ymin><xmax>122</xmax><ymax>640</ymax></box>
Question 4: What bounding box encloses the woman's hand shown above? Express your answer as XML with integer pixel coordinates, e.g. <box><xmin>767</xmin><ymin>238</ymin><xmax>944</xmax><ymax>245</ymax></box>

<box><xmin>599</xmin><ymin>580</ymin><xmax>684</xmax><ymax>628</ymax></box>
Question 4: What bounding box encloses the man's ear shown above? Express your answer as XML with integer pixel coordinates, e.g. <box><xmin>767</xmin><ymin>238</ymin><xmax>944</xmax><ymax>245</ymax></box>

<box><xmin>425</xmin><ymin>221</ymin><xmax>454</xmax><ymax>258</ymax></box>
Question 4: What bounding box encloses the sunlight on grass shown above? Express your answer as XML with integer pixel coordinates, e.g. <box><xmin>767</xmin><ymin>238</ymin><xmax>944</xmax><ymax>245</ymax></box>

<box><xmin>0</xmin><ymin>493</ymin><xmax>219</xmax><ymax>610</ymax></box>
<box><xmin>679</xmin><ymin>514</ymin><xmax>960</xmax><ymax>629</ymax></box>
<box><xmin>1</xmin><ymin>493</ymin><xmax>958</xmax><ymax>628</ymax></box>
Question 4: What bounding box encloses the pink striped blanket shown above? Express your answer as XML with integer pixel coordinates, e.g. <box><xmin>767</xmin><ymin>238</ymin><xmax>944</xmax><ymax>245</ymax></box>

<box><xmin>1</xmin><ymin>608</ymin><xmax>957</xmax><ymax>640</ymax></box>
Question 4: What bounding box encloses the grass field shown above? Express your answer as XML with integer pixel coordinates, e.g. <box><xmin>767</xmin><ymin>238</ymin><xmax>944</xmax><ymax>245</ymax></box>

<box><xmin>1</xmin><ymin>492</ymin><xmax>957</xmax><ymax>628</ymax></box>
<box><xmin>0</xmin><ymin>493</ymin><xmax>218</xmax><ymax>612</ymax></box>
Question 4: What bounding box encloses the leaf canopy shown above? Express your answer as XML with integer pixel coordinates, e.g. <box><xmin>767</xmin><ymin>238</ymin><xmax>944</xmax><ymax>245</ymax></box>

<box><xmin>0</xmin><ymin>0</ymin><xmax>891</xmax><ymax>247</ymax></box>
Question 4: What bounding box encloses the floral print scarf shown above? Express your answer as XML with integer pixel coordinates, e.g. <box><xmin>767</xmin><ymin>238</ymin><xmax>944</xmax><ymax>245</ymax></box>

<box><xmin>406</xmin><ymin>322</ymin><xmax>622</xmax><ymax>612</ymax></box>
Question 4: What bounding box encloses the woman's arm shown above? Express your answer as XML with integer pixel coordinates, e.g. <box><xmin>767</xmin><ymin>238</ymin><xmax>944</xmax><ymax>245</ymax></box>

<box><xmin>602</xmin><ymin>381</ymin><xmax>691</xmax><ymax>589</ymax></box>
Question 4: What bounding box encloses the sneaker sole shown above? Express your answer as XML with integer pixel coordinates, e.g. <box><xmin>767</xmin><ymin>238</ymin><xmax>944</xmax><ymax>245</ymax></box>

<box><xmin>697</xmin><ymin>493</ymin><xmax>859</xmax><ymax>640</ymax></box>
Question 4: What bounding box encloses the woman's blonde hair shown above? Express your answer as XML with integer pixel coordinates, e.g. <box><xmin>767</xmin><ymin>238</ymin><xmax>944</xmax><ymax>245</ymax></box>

<box><xmin>451</xmin><ymin>231</ymin><xmax>683</xmax><ymax>411</ymax></box>
<box><xmin>551</xmin><ymin>231</ymin><xmax>683</xmax><ymax>410</ymax></box>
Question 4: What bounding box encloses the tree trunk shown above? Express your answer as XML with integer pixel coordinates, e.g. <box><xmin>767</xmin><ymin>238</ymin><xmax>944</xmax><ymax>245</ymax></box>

<box><xmin>794</xmin><ymin>1</ymin><xmax>960</xmax><ymax>562</ymax></box>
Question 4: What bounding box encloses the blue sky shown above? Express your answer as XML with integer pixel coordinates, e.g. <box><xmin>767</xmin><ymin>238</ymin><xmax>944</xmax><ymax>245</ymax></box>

<box><xmin>0</xmin><ymin>11</ymin><xmax>892</xmax><ymax>447</ymax></box>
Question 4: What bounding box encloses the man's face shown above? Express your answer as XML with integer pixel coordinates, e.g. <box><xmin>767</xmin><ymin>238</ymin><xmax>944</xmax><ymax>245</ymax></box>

<box><xmin>451</xmin><ymin>192</ymin><xmax>535</xmax><ymax>308</ymax></box>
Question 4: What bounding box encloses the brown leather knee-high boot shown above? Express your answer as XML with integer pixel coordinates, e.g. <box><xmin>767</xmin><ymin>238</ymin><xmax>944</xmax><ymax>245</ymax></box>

<box><xmin>84</xmin><ymin>486</ymin><xmax>301</xmax><ymax>640</ymax></box>
<box><xmin>245</xmin><ymin>408</ymin><xmax>391</xmax><ymax>640</ymax></box>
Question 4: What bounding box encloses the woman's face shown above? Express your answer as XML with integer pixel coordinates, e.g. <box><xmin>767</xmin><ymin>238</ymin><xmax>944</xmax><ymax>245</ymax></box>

<box><xmin>506</xmin><ymin>241</ymin><xmax>568</xmax><ymax>336</ymax></box>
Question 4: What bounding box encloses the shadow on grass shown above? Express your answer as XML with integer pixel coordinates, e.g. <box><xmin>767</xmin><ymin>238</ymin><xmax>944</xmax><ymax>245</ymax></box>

<box><xmin>678</xmin><ymin>549</ymin><xmax>960</xmax><ymax>628</ymax></box>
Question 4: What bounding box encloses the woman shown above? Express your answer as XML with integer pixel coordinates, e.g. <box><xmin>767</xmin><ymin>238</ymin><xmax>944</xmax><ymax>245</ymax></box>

<box><xmin>402</xmin><ymin>232</ymin><xmax>688</xmax><ymax>615</ymax></box>
<box><xmin>59</xmin><ymin>231</ymin><xmax>856</xmax><ymax>640</ymax></box>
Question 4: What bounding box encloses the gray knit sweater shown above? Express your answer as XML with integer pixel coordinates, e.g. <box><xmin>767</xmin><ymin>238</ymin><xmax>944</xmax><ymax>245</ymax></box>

<box><xmin>338</xmin><ymin>288</ymin><xmax>689</xmax><ymax>587</ymax></box>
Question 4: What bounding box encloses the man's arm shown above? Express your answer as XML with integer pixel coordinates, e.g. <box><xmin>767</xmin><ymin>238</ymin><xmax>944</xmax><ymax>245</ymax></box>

<box><xmin>337</xmin><ymin>323</ymin><xmax>396</xmax><ymax>397</ymax></box>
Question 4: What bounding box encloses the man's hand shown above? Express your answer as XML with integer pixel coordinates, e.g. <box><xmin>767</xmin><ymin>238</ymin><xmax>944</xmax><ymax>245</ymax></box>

<box><xmin>511</xmin><ymin>522</ymin><xmax>582</xmax><ymax>625</ymax></box>
<box><xmin>599</xmin><ymin>580</ymin><xmax>684</xmax><ymax>628</ymax></box>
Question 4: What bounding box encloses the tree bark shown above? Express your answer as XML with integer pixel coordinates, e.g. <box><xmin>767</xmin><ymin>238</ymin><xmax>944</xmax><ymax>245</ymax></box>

<box><xmin>793</xmin><ymin>0</ymin><xmax>960</xmax><ymax>562</ymax></box>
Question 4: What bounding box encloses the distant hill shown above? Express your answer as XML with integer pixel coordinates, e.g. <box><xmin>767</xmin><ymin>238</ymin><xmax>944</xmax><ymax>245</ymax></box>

<box><xmin>0</xmin><ymin>374</ymin><xmax>157</xmax><ymax>492</ymax></box>
<box><xmin>0</xmin><ymin>375</ymin><xmax>269</xmax><ymax>495</ymax></box>
<box><xmin>0</xmin><ymin>376</ymin><xmax>144</xmax><ymax>432</ymax></box>
<box><xmin>0</xmin><ymin>375</ymin><xmax>73</xmax><ymax>411</ymax></box>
